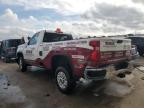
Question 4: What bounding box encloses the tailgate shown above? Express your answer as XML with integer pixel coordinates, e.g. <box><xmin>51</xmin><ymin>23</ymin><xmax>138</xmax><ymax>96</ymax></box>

<box><xmin>100</xmin><ymin>38</ymin><xmax>131</xmax><ymax>60</ymax></box>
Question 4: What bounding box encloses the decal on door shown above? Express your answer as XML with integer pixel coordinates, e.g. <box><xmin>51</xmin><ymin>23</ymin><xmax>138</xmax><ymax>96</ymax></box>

<box><xmin>43</xmin><ymin>46</ymin><xmax>49</xmax><ymax>51</ymax></box>
<box><xmin>26</xmin><ymin>50</ymin><xmax>32</xmax><ymax>55</ymax></box>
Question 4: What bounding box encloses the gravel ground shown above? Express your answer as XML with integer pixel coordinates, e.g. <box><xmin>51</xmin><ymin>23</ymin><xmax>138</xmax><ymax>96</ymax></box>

<box><xmin>0</xmin><ymin>57</ymin><xmax>144</xmax><ymax>108</ymax></box>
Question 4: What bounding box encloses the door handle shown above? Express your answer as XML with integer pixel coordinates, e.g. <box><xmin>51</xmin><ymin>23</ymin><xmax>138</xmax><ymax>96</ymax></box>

<box><xmin>39</xmin><ymin>51</ymin><xmax>43</xmax><ymax>56</ymax></box>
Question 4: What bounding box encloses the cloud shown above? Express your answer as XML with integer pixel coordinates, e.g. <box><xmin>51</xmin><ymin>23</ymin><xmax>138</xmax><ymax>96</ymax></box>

<box><xmin>1</xmin><ymin>1</ymin><xmax>144</xmax><ymax>40</ymax></box>
<box><xmin>132</xmin><ymin>0</ymin><xmax>144</xmax><ymax>4</ymax></box>
<box><xmin>1</xmin><ymin>0</ymin><xmax>142</xmax><ymax>14</ymax></box>
<box><xmin>0</xmin><ymin>8</ymin><xmax>105</xmax><ymax>40</ymax></box>
<box><xmin>82</xmin><ymin>3</ymin><xmax>144</xmax><ymax>33</ymax></box>
<box><xmin>0</xmin><ymin>0</ymin><xmax>94</xmax><ymax>15</ymax></box>
<box><xmin>0</xmin><ymin>8</ymin><xmax>38</xmax><ymax>40</ymax></box>
<box><xmin>0</xmin><ymin>8</ymin><xmax>18</xmax><ymax>23</ymax></box>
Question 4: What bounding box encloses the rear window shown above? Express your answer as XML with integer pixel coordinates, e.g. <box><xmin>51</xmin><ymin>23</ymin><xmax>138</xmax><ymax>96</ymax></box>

<box><xmin>43</xmin><ymin>33</ymin><xmax>73</xmax><ymax>42</ymax></box>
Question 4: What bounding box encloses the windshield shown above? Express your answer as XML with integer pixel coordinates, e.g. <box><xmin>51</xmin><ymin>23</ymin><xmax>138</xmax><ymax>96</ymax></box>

<box><xmin>7</xmin><ymin>40</ymin><xmax>22</xmax><ymax>47</ymax></box>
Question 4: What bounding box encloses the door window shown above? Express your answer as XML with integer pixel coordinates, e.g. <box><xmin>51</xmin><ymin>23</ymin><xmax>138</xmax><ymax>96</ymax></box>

<box><xmin>43</xmin><ymin>33</ymin><xmax>72</xmax><ymax>42</ymax></box>
<box><xmin>28</xmin><ymin>33</ymin><xmax>39</xmax><ymax>45</ymax></box>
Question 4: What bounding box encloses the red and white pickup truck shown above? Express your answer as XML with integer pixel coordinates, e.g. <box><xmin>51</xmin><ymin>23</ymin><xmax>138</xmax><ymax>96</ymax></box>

<box><xmin>16</xmin><ymin>29</ymin><xmax>132</xmax><ymax>94</ymax></box>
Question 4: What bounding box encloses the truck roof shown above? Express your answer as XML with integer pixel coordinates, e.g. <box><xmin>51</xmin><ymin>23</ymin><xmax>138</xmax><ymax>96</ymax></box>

<box><xmin>39</xmin><ymin>30</ymin><xmax>72</xmax><ymax>36</ymax></box>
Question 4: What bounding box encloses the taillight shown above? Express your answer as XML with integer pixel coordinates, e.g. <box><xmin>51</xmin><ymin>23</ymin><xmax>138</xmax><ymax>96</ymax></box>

<box><xmin>90</xmin><ymin>51</ymin><xmax>100</xmax><ymax>61</ymax></box>
<box><xmin>89</xmin><ymin>40</ymin><xmax>100</xmax><ymax>48</ymax></box>
<box><xmin>89</xmin><ymin>40</ymin><xmax>100</xmax><ymax>61</ymax></box>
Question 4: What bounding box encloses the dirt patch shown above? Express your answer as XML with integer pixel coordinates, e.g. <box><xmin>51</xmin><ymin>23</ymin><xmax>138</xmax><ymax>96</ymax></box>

<box><xmin>0</xmin><ymin>59</ymin><xmax>144</xmax><ymax>108</ymax></box>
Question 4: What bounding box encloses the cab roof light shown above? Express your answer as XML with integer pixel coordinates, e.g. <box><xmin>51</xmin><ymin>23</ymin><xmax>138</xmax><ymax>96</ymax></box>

<box><xmin>55</xmin><ymin>28</ymin><xmax>63</xmax><ymax>33</ymax></box>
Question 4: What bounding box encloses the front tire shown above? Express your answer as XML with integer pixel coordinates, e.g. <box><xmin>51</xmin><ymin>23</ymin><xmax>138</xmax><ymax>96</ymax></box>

<box><xmin>55</xmin><ymin>67</ymin><xmax>76</xmax><ymax>94</ymax></box>
<box><xmin>18</xmin><ymin>56</ymin><xmax>27</xmax><ymax>72</ymax></box>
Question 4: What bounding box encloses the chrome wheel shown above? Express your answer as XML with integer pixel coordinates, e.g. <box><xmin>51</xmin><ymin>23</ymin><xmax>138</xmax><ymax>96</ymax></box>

<box><xmin>57</xmin><ymin>71</ymin><xmax>68</xmax><ymax>89</ymax></box>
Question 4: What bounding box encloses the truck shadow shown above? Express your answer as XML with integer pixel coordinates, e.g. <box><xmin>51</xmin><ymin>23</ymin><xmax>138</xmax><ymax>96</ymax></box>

<box><xmin>17</xmin><ymin>66</ymin><xmax>122</xmax><ymax>108</ymax></box>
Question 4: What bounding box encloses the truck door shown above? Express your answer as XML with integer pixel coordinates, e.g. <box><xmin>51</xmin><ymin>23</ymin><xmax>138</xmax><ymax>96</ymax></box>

<box><xmin>38</xmin><ymin>33</ymin><xmax>60</xmax><ymax>60</ymax></box>
<box><xmin>24</xmin><ymin>33</ymin><xmax>39</xmax><ymax>61</ymax></box>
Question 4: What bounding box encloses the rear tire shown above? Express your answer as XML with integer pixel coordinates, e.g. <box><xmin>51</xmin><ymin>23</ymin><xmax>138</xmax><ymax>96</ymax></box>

<box><xmin>18</xmin><ymin>56</ymin><xmax>27</xmax><ymax>72</ymax></box>
<box><xmin>55</xmin><ymin>66</ymin><xmax>76</xmax><ymax>94</ymax></box>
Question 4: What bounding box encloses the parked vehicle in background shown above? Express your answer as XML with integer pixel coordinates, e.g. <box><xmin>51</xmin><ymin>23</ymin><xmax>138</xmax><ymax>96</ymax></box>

<box><xmin>107</xmin><ymin>36</ymin><xmax>139</xmax><ymax>59</ymax></box>
<box><xmin>130</xmin><ymin>45</ymin><xmax>139</xmax><ymax>59</ymax></box>
<box><xmin>127</xmin><ymin>36</ymin><xmax>144</xmax><ymax>56</ymax></box>
<box><xmin>0</xmin><ymin>41</ymin><xmax>1</xmax><ymax>59</ymax></box>
<box><xmin>0</xmin><ymin>39</ymin><xmax>24</xmax><ymax>63</ymax></box>
<box><xmin>16</xmin><ymin>29</ymin><xmax>132</xmax><ymax>94</ymax></box>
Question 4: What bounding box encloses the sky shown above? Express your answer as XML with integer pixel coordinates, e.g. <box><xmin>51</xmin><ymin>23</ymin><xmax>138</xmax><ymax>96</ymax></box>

<box><xmin>0</xmin><ymin>0</ymin><xmax>144</xmax><ymax>40</ymax></box>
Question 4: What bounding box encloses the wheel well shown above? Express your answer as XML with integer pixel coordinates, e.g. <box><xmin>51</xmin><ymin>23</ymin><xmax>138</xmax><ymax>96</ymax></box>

<box><xmin>17</xmin><ymin>52</ymin><xmax>23</xmax><ymax>58</ymax></box>
<box><xmin>51</xmin><ymin>55</ymin><xmax>73</xmax><ymax>73</ymax></box>
<box><xmin>16</xmin><ymin>52</ymin><xmax>23</xmax><ymax>63</ymax></box>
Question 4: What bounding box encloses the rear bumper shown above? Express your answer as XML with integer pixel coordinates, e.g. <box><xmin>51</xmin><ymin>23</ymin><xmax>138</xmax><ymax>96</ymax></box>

<box><xmin>83</xmin><ymin>62</ymin><xmax>133</xmax><ymax>81</ymax></box>
<box><xmin>84</xmin><ymin>67</ymin><xmax>106</xmax><ymax>80</ymax></box>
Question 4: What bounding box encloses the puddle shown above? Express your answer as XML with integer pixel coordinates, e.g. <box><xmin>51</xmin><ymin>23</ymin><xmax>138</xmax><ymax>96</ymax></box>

<box><xmin>104</xmin><ymin>74</ymin><xmax>134</xmax><ymax>97</ymax></box>
<box><xmin>0</xmin><ymin>74</ymin><xmax>26</xmax><ymax>103</ymax></box>
<box><xmin>28</xmin><ymin>66</ymin><xmax>45</xmax><ymax>72</ymax></box>
<box><xmin>137</xmin><ymin>66</ymin><xmax>144</xmax><ymax>71</ymax></box>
